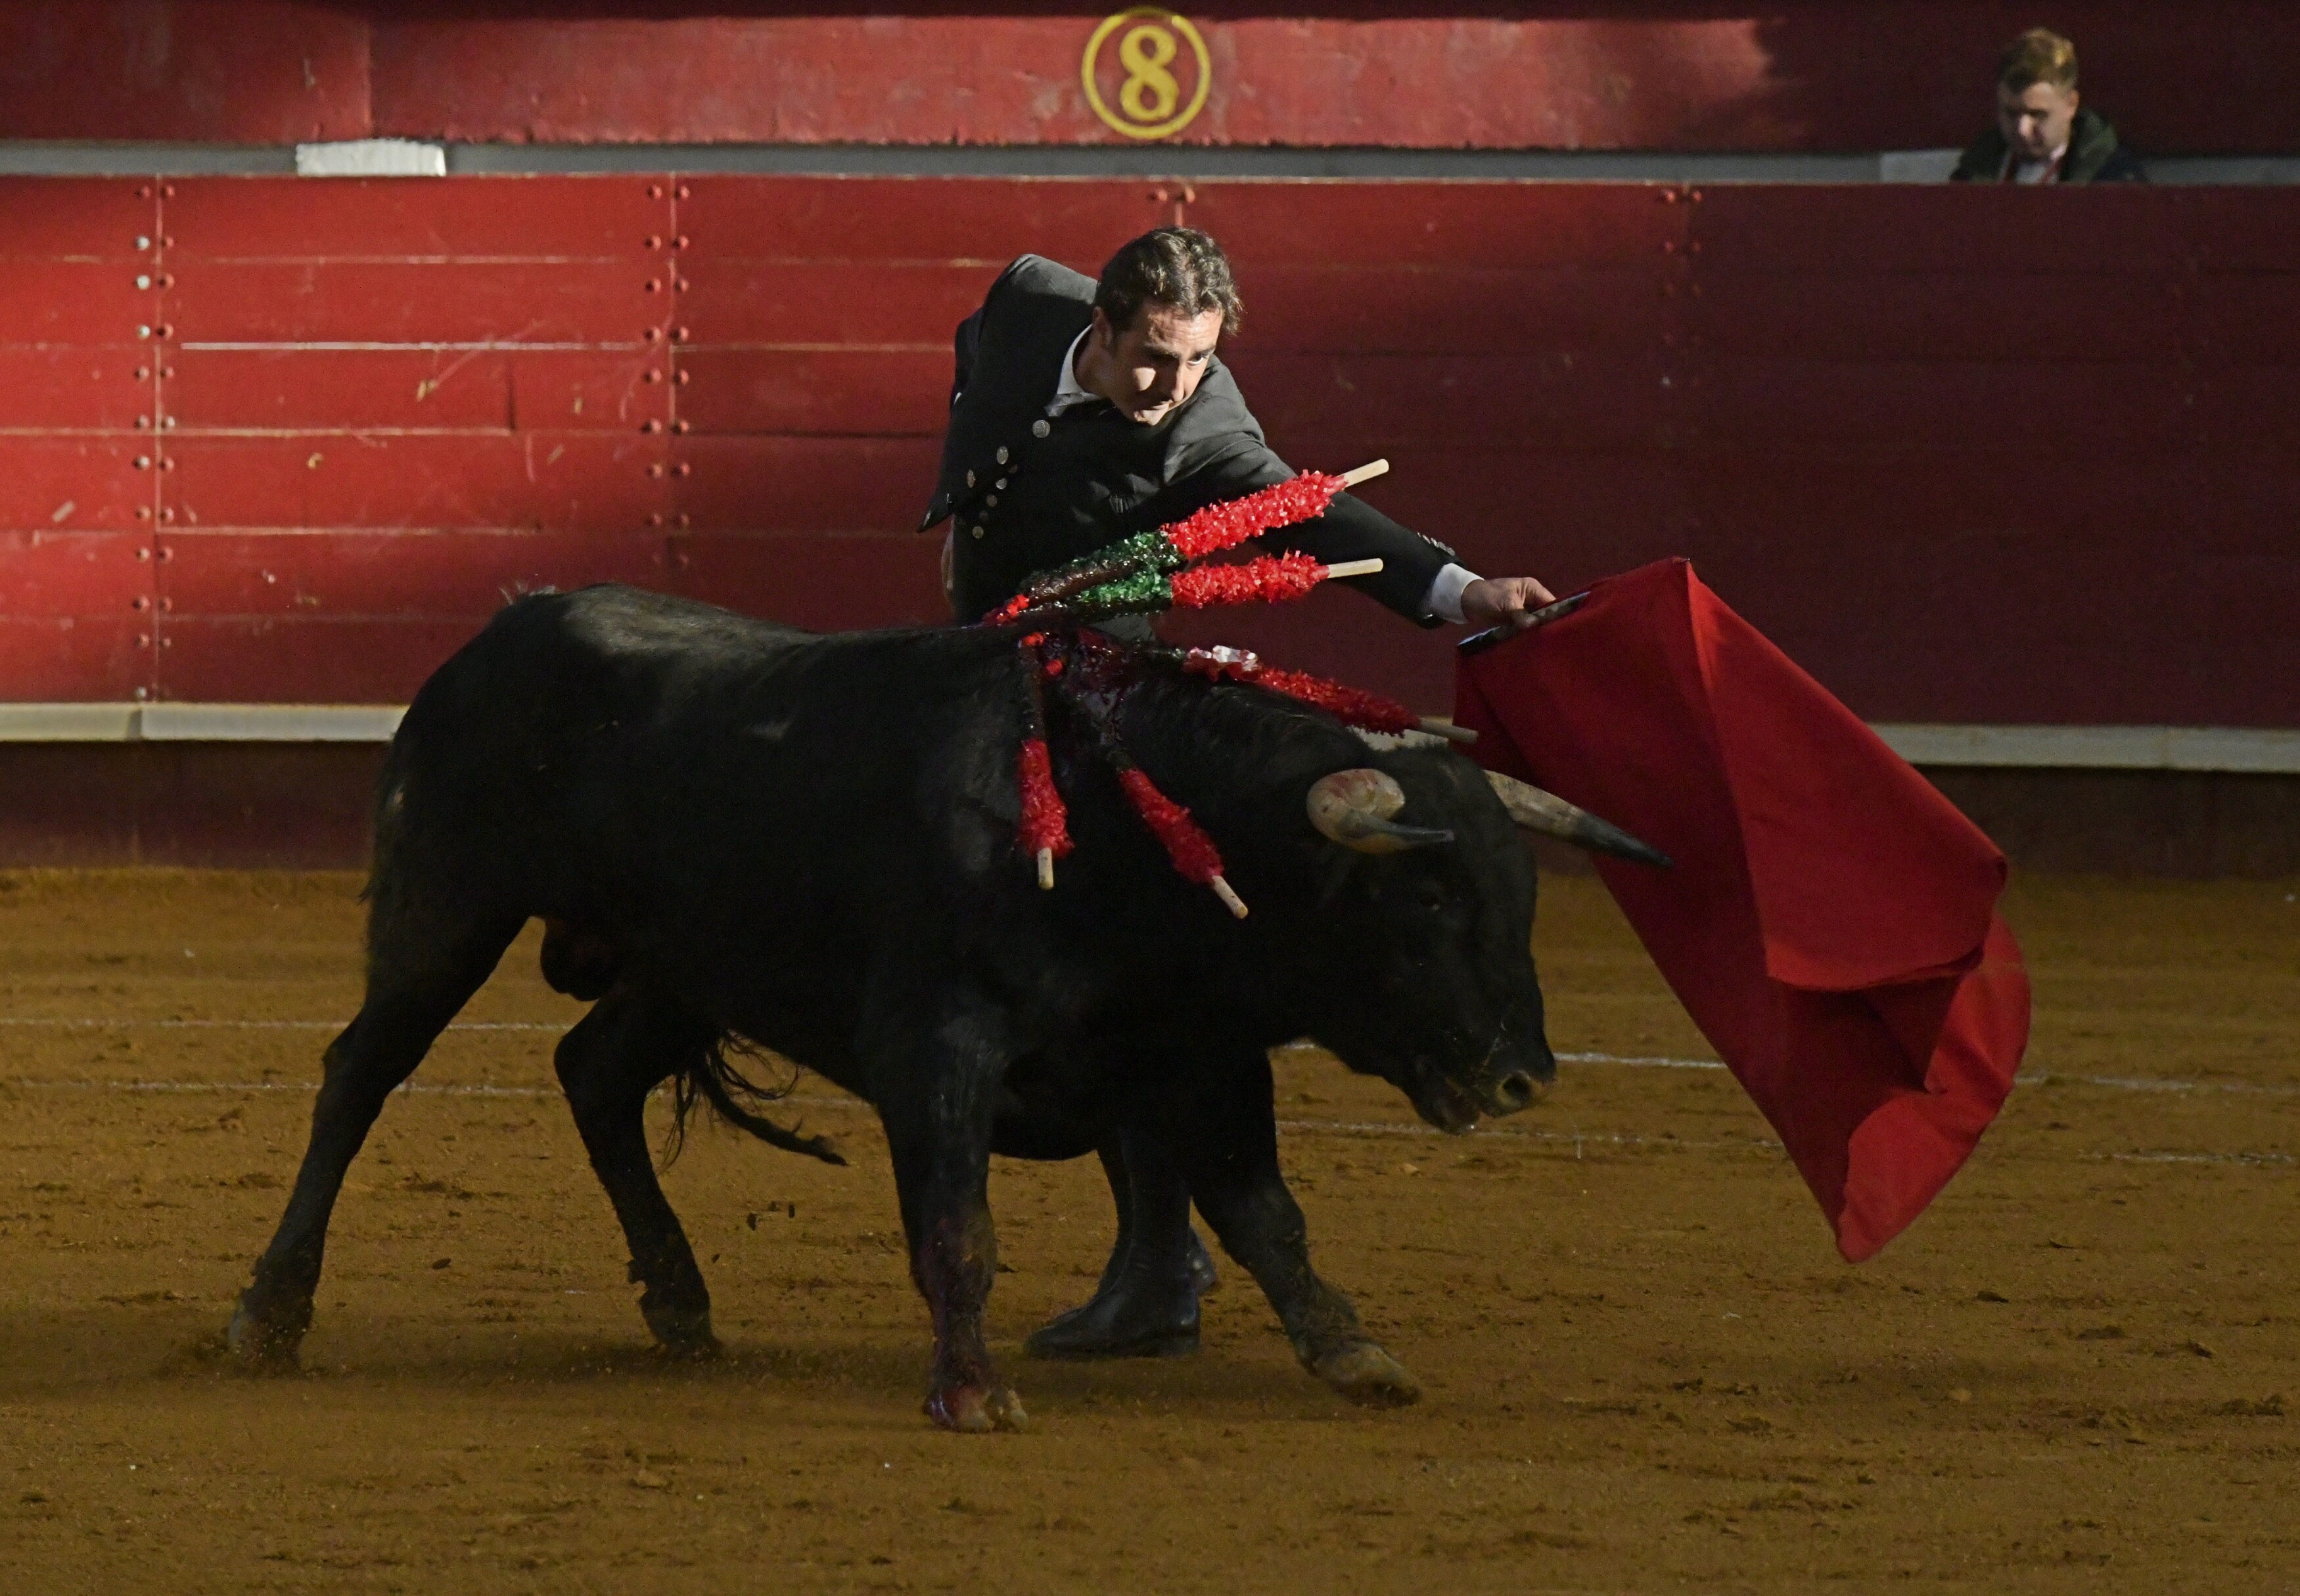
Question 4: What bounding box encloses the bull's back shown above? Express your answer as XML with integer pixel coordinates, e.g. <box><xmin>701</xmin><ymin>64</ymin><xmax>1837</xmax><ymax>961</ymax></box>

<box><xmin>380</xmin><ymin>584</ymin><xmax>1016</xmax><ymax>915</ymax></box>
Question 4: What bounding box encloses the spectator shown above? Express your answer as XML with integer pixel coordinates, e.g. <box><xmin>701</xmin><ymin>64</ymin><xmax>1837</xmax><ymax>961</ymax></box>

<box><xmin>1952</xmin><ymin>28</ymin><xmax>2147</xmax><ymax>183</ymax></box>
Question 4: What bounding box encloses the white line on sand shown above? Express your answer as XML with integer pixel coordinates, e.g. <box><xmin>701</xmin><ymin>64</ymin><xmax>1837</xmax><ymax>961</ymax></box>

<box><xmin>11</xmin><ymin>1079</ymin><xmax>2291</xmax><ymax>1170</ymax></box>
<box><xmin>8</xmin><ymin>1016</ymin><xmax>2295</xmax><ymax>1101</ymax></box>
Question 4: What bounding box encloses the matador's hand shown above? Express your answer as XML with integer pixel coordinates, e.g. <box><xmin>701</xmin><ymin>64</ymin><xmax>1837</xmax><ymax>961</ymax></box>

<box><xmin>1460</xmin><ymin>576</ymin><xmax>1559</xmax><ymax>631</ymax></box>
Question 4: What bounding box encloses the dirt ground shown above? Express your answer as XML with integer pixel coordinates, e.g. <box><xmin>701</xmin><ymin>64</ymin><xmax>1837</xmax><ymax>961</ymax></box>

<box><xmin>1</xmin><ymin>869</ymin><xmax>2293</xmax><ymax>1593</ymax></box>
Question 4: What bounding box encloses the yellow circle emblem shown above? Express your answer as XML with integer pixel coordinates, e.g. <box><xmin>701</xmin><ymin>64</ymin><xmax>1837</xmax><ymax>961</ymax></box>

<box><xmin>1082</xmin><ymin>9</ymin><xmax>1211</xmax><ymax>141</ymax></box>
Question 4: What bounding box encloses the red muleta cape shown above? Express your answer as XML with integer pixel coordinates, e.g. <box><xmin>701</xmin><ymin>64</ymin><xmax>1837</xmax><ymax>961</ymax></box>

<box><xmin>1455</xmin><ymin>559</ymin><xmax>2031</xmax><ymax>1261</ymax></box>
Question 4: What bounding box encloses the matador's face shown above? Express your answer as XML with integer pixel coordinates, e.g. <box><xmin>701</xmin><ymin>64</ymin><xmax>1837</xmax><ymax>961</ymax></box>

<box><xmin>1088</xmin><ymin>302</ymin><xmax>1224</xmax><ymax>424</ymax></box>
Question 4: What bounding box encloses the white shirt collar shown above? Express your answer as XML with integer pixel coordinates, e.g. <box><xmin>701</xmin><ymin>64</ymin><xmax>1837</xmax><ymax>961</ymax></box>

<box><xmin>1046</xmin><ymin>326</ymin><xmax>1097</xmax><ymax>417</ymax></box>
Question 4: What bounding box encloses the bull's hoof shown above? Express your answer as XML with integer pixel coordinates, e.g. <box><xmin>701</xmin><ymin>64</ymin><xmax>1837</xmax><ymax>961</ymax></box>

<box><xmin>641</xmin><ymin>1302</ymin><xmax>722</xmax><ymax>1359</ymax></box>
<box><xmin>221</xmin><ymin>1299</ymin><xmax>306</xmax><ymax>1373</ymax></box>
<box><xmin>1308</xmin><ymin>1342</ymin><xmax>1421</xmax><ymax>1407</ymax></box>
<box><xmin>925</xmin><ymin>1382</ymin><xmax>1030</xmax><ymax>1434</ymax></box>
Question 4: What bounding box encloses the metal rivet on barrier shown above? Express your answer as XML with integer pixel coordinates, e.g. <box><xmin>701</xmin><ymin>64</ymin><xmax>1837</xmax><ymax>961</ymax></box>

<box><xmin>673</xmin><ymin>419</ymin><xmax>690</xmax><ymax>434</ymax></box>
<box><xmin>674</xmin><ymin>462</ymin><xmax>691</xmax><ymax>477</ymax></box>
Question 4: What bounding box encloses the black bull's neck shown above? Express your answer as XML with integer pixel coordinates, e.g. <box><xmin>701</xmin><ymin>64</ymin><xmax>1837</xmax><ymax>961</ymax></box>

<box><xmin>402</xmin><ymin>586</ymin><xmax>1541</xmax><ymax>1090</ymax></box>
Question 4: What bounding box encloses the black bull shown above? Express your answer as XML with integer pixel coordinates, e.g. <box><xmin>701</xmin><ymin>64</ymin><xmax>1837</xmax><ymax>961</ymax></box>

<box><xmin>225</xmin><ymin>585</ymin><xmax>1625</xmax><ymax>1430</ymax></box>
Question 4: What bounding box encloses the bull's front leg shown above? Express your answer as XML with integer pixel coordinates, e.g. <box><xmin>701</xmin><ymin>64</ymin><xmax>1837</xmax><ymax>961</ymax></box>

<box><xmin>868</xmin><ymin>991</ymin><xmax>1026</xmax><ymax>1433</ymax></box>
<box><xmin>1143</xmin><ymin>1047</ymin><xmax>1420</xmax><ymax>1407</ymax></box>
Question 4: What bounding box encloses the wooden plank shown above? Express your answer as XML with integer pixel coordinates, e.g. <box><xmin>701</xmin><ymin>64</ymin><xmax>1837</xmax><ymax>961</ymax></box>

<box><xmin>156</xmin><ymin>531</ymin><xmax>668</xmax><ymax>618</ymax></box>
<box><xmin>1689</xmin><ymin>359</ymin><xmax>2196</xmax><ymax>453</ymax></box>
<box><xmin>166</xmin><ymin>260</ymin><xmax>662</xmax><ymax>345</ymax></box>
<box><xmin>2186</xmin><ymin>274</ymin><xmax>2300</xmax><ymax>363</ymax></box>
<box><xmin>163</xmin><ymin>434</ymin><xmax>667</xmax><ymax>534</ymax></box>
<box><xmin>0</xmin><ymin>259</ymin><xmax>156</xmax><ymax>342</ymax></box>
<box><xmin>156</xmin><ymin>617</ymin><xmax>491</xmax><ymax>704</ymax></box>
<box><xmin>674</xmin><ymin>348</ymin><xmax>949</xmax><ymax>438</ymax></box>
<box><xmin>0</xmin><ymin>618</ymin><xmax>153</xmax><ymax>701</ymax></box>
<box><xmin>166</xmin><ymin>348</ymin><xmax>672</xmax><ymax>432</ymax></box>
<box><xmin>1688</xmin><ymin>187</ymin><xmax>2195</xmax><ymax>275</ymax></box>
<box><xmin>1221</xmin><ymin>265</ymin><xmax>1674</xmax><ymax>357</ymax></box>
<box><xmin>670</xmin><ymin>436</ymin><xmax>941</xmax><ymax>534</ymax></box>
<box><xmin>1690</xmin><ymin>269</ymin><xmax>2192</xmax><ymax>364</ymax></box>
<box><xmin>166</xmin><ymin>176</ymin><xmax>666</xmax><ymax>260</ymax></box>
<box><xmin>678</xmin><ymin>259</ymin><xmax>993</xmax><ymax>348</ymax></box>
<box><xmin>666</xmin><ymin>533</ymin><xmax>948</xmax><ymax>631</ymax></box>
<box><xmin>0</xmin><ymin>531</ymin><xmax>154</xmax><ymax>700</ymax></box>
<box><xmin>678</xmin><ymin>176</ymin><xmax>1166</xmax><ymax>265</ymax></box>
<box><xmin>1226</xmin><ymin>352</ymin><xmax>1676</xmax><ymax>453</ymax></box>
<box><xmin>1184</xmin><ymin>183</ymin><xmax>1686</xmax><ymax>269</ymax></box>
<box><xmin>0</xmin><ymin>346</ymin><xmax>151</xmax><ymax>429</ymax></box>
<box><xmin>0</xmin><ymin>177</ymin><xmax>158</xmax><ymax>258</ymax></box>
<box><xmin>0</xmin><ymin>438</ymin><xmax>153</xmax><ymax>532</ymax></box>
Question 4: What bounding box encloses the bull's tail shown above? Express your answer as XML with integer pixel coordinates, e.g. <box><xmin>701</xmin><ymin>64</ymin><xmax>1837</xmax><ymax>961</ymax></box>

<box><xmin>669</xmin><ymin>1034</ymin><xmax>846</xmax><ymax>1167</ymax></box>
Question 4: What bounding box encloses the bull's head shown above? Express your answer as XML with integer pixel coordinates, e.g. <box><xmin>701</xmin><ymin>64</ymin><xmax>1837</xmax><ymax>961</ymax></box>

<box><xmin>1269</xmin><ymin>754</ymin><xmax>1667</xmax><ymax>1136</ymax></box>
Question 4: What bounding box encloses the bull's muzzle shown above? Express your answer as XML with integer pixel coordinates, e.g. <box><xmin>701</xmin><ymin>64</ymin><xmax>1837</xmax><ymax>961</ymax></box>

<box><xmin>1484</xmin><ymin>1067</ymin><xmax>1550</xmax><ymax>1114</ymax></box>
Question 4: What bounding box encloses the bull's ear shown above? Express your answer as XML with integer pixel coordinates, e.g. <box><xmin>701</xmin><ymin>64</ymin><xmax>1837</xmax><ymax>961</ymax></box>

<box><xmin>1307</xmin><ymin>769</ymin><xmax>1454</xmax><ymax>854</ymax></box>
<box><xmin>1483</xmin><ymin>771</ymin><xmax>1670</xmax><ymax>868</ymax></box>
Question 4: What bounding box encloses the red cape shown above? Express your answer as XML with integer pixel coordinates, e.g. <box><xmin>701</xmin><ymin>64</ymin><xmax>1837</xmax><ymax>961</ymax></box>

<box><xmin>1456</xmin><ymin>559</ymin><xmax>2030</xmax><ymax>1261</ymax></box>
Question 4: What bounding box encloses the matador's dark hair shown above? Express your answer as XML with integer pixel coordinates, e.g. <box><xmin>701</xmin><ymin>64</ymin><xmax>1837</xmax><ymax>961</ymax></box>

<box><xmin>1093</xmin><ymin>227</ymin><xmax>1243</xmax><ymax>336</ymax></box>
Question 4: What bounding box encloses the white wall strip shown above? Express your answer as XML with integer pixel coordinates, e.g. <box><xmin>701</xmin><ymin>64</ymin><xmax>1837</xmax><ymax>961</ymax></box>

<box><xmin>0</xmin><ymin>703</ymin><xmax>404</xmax><ymax>743</ymax></box>
<box><xmin>1872</xmin><ymin>723</ymin><xmax>2300</xmax><ymax>774</ymax></box>
<box><xmin>0</xmin><ymin>705</ymin><xmax>2291</xmax><ymax>772</ymax></box>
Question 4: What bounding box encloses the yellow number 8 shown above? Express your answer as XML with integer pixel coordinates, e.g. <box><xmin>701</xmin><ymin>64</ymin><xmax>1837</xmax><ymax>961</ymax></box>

<box><xmin>1083</xmin><ymin>9</ymin><xmax>1211</xmax><ymax>141</ymax></box>
<box><xmin>1118</xmin><ymin>25</ymin><xmax>1179</xmax><ymax>124</ymax></box>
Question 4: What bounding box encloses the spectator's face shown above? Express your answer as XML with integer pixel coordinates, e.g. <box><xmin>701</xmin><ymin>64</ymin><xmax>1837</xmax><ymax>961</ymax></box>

<box><xmin>1092</xmin><ymin>302</ymin><xmax>1224</xmax><ymax>424</ymax></box>
<box><xmin>1996</xmin><ymin>80</ymin><xmax>2080</xmax><ymax>161</ymax></box>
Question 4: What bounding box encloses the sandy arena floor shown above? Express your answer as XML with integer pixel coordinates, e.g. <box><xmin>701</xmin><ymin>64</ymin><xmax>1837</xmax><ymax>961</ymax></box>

<box><xmin>1</xmin><ymin>869</ymin><xmax>2294</xmax><ymax>1593</ymax></box>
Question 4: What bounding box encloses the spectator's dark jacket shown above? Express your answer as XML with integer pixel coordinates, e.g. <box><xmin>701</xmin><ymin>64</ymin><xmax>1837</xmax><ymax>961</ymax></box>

<box><xmin>1952</xmin><ymin>107</ymin><xmax>2148</xmax><ymax>183</ymax></box>
<box><xmin>921</xmin><ymin>254</ymin><xmax>1454</xmax><ymax>625</ymax></box>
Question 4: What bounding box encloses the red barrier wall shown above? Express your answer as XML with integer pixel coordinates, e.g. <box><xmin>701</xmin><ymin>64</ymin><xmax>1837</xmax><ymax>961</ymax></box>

<box><xmin>3</xmin><ymin>175</ymin><xmax>2294</xmax><ymax>724</ymax></box>
<box><xmin>0</xmin><ymin>3</ymin><xmax>2295</xmax><ymax>154</ymax></box>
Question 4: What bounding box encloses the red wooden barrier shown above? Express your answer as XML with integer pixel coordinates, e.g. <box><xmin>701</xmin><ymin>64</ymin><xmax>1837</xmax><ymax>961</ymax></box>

<box><xmin>1</xmin><ymin>175</ymin><xmax>2293</xmax><ymax>725</ymax></box>
<box><xmin>3</xmin><ymin>4</ymin><xmax>2297</xmax><ymax>155</ymax></box>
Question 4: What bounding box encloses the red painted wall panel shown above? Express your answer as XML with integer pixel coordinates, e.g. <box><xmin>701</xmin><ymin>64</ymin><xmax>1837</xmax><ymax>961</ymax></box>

<box><xmin>0</xmin><ymin>174</ymin><xmax>2293</xmax><ymax>737</ymax></box>
<box><xmin>3</xmin><ymin>5</ymin><xmax>2295</xmax><ymax>155</ymax></box>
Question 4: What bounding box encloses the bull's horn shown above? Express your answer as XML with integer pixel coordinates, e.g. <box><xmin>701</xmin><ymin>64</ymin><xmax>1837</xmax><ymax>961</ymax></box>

<box><xmin>1483</xmin><ymin>771</ymin><xmax>1672</xmax><ymax>868</ymax></box>
<box><xmin>1306</xmin><ymin>768</ymin><xmax>1455</xmax><ymax>854</ymax></box>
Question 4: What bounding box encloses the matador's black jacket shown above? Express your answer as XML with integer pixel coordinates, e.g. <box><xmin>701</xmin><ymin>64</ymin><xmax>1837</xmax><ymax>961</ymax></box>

<box><xmin>921</xmin><ymin>255</ymin><xmax>1456</xmax><ymax>626</ymax></box>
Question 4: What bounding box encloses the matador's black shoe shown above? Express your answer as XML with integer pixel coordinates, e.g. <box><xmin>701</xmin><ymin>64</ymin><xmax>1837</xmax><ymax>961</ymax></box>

<box><xmin>1024</xmin><ymin>1227</ymin><xmax>1218</xmax><ymax>1360</ymax></box>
